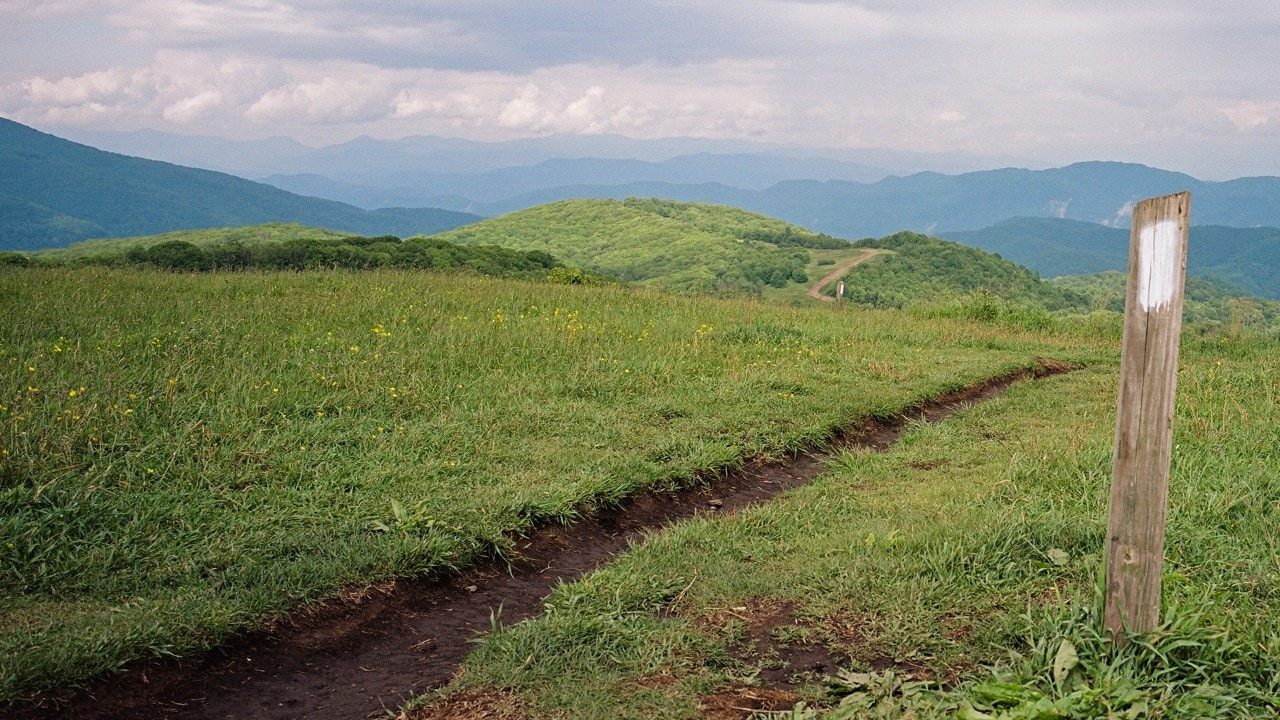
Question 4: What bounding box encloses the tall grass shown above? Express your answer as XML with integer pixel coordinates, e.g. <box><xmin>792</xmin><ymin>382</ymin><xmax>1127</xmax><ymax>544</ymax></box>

<box><xmin>0</xmin><ymin>266</ymin><xmax>1087</xmax><ymax>700</ymax></box>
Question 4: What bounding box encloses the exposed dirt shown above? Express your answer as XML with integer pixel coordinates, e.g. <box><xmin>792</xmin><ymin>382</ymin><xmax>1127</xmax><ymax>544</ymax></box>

<box><xmin>718</xmin><ymin>600</ymin><xmax>842</xmax><ymax>689</ymax></box>
<box><xmin>398</xmin><ymin>691</ymin><xmax>527</xmax><ymax>720</ymax></box>
<box><xmin>10</xmin><ymin>360</ymin><xmax>1070</xmax><ymax>720</ymax></box>
<box><xmin>701</xmin><ymin>688</ymin><xmax>802</xmax><ymax>720</ymax></box>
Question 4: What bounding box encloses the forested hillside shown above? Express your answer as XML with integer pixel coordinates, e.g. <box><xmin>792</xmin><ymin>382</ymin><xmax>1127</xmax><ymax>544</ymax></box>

<box><xmin>1053</xmin><ymin>271</ymin><xmax>1280</xmax><ymax>331</ymax></box>
<box><xmin>0</xmin><ymin>118</ymin><xmax>481</xmax><ymax>251</ymax></box>
<box><xmin>836</xmin><ymin>231</ymin><xmax>1090</xmax><ymax>311</ymax></box>
<box><xmin>941</xmin><ymin>217</ymin><xmax>1280</xmax><ymax>299</ymax></box>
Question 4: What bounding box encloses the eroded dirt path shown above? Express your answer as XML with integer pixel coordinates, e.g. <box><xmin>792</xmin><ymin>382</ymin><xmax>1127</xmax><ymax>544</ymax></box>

<box><xmin>11</xmin><ymin>360</ymin><xmax>1072</xmax><ymax>720</ymax></box>
<box><xmin>807</xmin><ymin>249</ymin><xmax>887</xmax><ymax>302</ymax></box>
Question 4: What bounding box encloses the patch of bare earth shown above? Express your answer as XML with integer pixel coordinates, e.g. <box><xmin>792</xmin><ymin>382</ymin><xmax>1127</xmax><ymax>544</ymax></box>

<box><xmin>398</xmin><ymin>691</ymin><xmax>527</xmax><ymax>720</ymax></box>
<box><xmin>10</xmin><ymin>360</ymin><xmax>1072</xmax><ymax>720</ymax></box>
<box><xmin>701</xmin><ymin>688</ymin><xmax>803</xmax><ymax>719</ymax></box>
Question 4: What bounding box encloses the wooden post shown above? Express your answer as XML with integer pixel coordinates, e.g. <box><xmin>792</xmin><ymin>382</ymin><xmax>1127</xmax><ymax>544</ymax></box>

<box><xmin>1103</xmin><ymin>191</ymin><xmax>1190</xmax><ymax>640</ymax></box>
<box><xmin>837</xmin><ymin>281</ymin><xmax>845</xmax><ymax>309</ymax></box>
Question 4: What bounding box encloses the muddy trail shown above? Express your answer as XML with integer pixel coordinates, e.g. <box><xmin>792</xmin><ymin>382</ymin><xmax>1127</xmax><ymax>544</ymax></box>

<box><xmin>12</xmin><ymin>360</ymin><xmax>1071</xmax><ymax>720</ymax></box>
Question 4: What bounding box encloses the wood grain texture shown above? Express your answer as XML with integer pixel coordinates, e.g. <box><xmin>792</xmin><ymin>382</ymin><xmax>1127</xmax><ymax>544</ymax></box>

<box><xmin>1104</xmin><ymin>191</ymin><xmax>1191</xmax><ymax>639</ymax></box>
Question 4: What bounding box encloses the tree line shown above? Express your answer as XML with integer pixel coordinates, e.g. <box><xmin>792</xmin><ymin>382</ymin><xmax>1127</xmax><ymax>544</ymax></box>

<box><xmin>3</xmin><ymin>235</ymin><xmax>604</xmax><ymax>284</ymax></box>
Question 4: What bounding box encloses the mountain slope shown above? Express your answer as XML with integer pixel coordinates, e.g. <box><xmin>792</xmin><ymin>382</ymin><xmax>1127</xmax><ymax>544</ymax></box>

<box><xmin>940</xmin><ymin>217</ymin><xmax>1280</xmax><ymax>299</ymax></box>
<box><xmin>428</xmin><ymin>198</ymin><xmax>845</xmax><ymax>294</ymax></box>
<box><xmin>752</xmin><ymin>162</ymin><xmax>1280</xmax><ymax>236</ymax></box>
<box><xmin>834</xmin><ymin>231</ymin><xmax>1090</xmax><ymax>311</ymax></box>
<box><xmin>0</xmin><ymin>118</ymin><xmax>481</xmax><ymax>250</ymax></box>
<box><xmin>1053</xmin><ymin>271</ymin><xmax>1280</xmax><ymax>329</ymax></box>
<box><xmin>261</xmin><ymin>153</ymin><xmax>888</xmax><ymax>210</ymax></box>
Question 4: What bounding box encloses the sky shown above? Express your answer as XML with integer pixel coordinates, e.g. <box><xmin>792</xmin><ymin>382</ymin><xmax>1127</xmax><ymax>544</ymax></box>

<box><xmin>1</xmin><ymin>0</ymin><xmax>1278</xmax><ymax>179</ymax></box>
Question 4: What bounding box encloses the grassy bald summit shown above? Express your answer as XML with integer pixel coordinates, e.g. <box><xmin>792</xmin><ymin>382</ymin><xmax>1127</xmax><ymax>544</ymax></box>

<box><xmin>430</xmin><ymin>197</ymin><xmax>848</xmax><ymax>294</ymax></box>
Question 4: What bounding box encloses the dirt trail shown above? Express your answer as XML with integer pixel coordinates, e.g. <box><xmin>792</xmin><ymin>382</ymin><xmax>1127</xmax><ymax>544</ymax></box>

<box><xmin>11</xmin><ymin>360</ymin><xmax>1072</xmax><ymax>720</ymax></box>
<box><xmin>806</xmin><ymin>249</ymin><xmax>886</xmax><ymax>302</ymax></box>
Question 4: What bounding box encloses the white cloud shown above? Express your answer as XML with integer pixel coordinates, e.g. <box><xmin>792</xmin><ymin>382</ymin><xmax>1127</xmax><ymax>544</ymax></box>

<box><xmin>19</xmin><ymin>69</ymin><xmax>142</xmax><ymax>107</ymax></box>
<box><xmin>1222</xmin><ymin>101</ymin><xmax>1280</xmax><ymax>133</ymax></box>
<box><xmin>0</xmin><ymin>50</ymin><xmax>275</xmax><ymax>128</ymax></box>
<box><xmin>1</xmin><ymin>1</ymin><xmax>1277</xmax><ymax>176</ymax></box>
<box><xmin>162</xmin><ymin>89</ymin><xmax>224</xmax><ymax>123</ymax></box>
<box><xmin>382</xmin><ymin>59</ymin><xmax>781</xmax><ymax>139</ymax></box>
<box><xmin>246</xmin><ymin>70</ymin><xmax>397</xmax><ymax>124</ymax></box>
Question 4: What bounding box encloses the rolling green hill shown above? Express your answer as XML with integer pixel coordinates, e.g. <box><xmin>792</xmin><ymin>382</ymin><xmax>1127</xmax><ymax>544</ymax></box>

<box><xmin>0</xmin><ymin>118</ymin><xmax>482</xmax><ymax>251</ymax></box>
<box><xmin>428</xmin><ymin>197</ymin><xmax>847</xmax><ymax>295</ymax></box>
<box><xmin>834</xmin><ymin>231</ymin><xmax>1091</xmax><ymax>311</ymax></box>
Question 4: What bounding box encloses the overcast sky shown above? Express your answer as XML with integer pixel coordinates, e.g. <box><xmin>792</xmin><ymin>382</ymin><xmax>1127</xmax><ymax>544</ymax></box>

<box><xmin>2</xmin><ymin>1</ymin><xmax>1278</xmax><ymax>178</ymax></box>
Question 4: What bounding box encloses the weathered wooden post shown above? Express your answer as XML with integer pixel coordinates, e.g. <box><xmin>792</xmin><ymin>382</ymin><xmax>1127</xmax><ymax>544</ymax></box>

<box><xmin>1103</xmin><ymin>191</ymin><xmax>1191</xmax><ymax>640</ymax></box>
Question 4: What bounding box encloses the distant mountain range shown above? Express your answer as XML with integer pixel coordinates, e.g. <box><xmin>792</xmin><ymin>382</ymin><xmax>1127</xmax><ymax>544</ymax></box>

<box><xmin>5</xmin><ymin>118</ymin><xmax>1279</xmax><ymax>298</ymax></box>
<box><xmin>428</xmin><ymin>163</ymin><xmax>1280</xmax><ymax>241</ymax></box>
<box><xmin>53</xmin><ymin>124</ymin><xmax>1280</xmax><ymax>241</ymax></box>
<box><xmin>0</xmin><ymin>118</ymin><xmax>480</xmax><ymax>251</ymax></box>
<box><xmin>941</xmin><ymin>217</ymin><xmax>1280</xmax><ymax>300</ymax></box>
<box><xmin>59</xmin><ymin>126</ymin><xmax>1048</xmax><ymax>185</ymax></box>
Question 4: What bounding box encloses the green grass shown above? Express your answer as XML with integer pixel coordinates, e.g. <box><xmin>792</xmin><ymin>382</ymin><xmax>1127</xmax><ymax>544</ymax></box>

<box><xmin>0</xmin><ymin>266</ymin><xmax>1090</xmax><ymax>700</ymax></box>
<box><xmin>430</xmin><ymin>199</ymin><xmax>825</xmax><ymax>295</ymax></box>
<box><xmin>411</xmin><ymin>333</ymin><xmax>1280</xmax><ymax>718</ymax></box>
<box><xmin>840</xmin><ymin>232</ymin><xmax>1090</xmax><ymax>311</ymax></box>
<box><xmin>760</xmin><ymin>247</ymin><xmax>878</xmax><ymax>306</ymax></box>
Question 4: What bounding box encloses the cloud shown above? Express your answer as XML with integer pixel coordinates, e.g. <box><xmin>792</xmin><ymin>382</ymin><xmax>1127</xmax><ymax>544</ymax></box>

<box><xmin>246</xmin><ymin>69</ymin><xmax>397</xmax><ymax>124</ymax></box>
<box><xmin>162</xmin><ymin>89</ymin><xmax>224</xmax><ymax>123</ymax></box>
<box><xmin>1222</xmin><ymin>101</ymin><xmax>1280</xmax><ymax>133</ymax></box>
<box><xmin>1</xmin><ymin>1</ymin><xmax>1278</xmax><ymax>177</ymax></box>
<box><xmin>0</xmin><ymin>50</ymin><xmax>275</xmax><ymax>127</ymax></box>
<box><xmin>386</xmin><ymin>59</ymin><xmax>782</xmax><ymax>139</ymax></box>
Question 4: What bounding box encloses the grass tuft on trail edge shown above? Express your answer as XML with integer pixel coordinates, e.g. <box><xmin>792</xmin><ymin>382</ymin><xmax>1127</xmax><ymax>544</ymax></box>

<box><xmin>0</xmin><ymin>266</ymin><xmax>1096</xmax><ymax>701</ymax></box>
<box><xmin>411</xmin><ymin>343</ymin><xmax>1280</xmax><ymax>719</ymax></box>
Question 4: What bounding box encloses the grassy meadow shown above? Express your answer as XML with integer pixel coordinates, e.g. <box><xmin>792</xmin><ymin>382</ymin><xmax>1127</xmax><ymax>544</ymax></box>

<box><xmin>0</xmin><ymin>266</ymin><xmax>1098</xmax><ymax>701</ymax></box>
<box><xmin>407</xmin><ymin>333</ymin><xmax>1280</xmax><ymax>718</ymax></box>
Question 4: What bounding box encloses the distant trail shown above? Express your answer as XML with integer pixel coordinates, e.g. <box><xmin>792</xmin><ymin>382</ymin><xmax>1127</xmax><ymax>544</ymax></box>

<box><xmin>807</xmin><ymin>249</ymin><xmax>887</xmax><ymax>302</ymax></box>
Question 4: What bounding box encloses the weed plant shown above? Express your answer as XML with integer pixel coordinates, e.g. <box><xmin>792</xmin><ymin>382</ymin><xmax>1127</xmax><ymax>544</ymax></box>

<box><xmin>0</xmin><ymin>266</ymin><xmax>1083</xmax><ymax>700</ymax></box>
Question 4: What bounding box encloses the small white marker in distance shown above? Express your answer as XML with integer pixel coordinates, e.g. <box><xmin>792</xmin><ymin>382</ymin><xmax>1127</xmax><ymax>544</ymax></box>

<box><xmin>1138</xmin><ymin>219</ymin><xmax>1180</xmax><ymax>311</ymax></box>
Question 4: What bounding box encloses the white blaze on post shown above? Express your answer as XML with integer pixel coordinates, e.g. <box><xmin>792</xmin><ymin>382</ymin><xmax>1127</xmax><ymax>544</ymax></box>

<box><xmin>1138</xmin><ymin>220</ymin><xmax>1180</xmax><ymax>310</ymax></box>
<box><xmin>1103</xmin><ymin>191</ymin><xmax>1190</xmax><ymax>642</ymax></box>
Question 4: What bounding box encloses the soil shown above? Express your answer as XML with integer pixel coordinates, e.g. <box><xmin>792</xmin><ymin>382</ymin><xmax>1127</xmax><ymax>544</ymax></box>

<box><xmin>9</xmin><ymin>360</ymin><xmax>1070</xmax><ymax>720</ymax></box>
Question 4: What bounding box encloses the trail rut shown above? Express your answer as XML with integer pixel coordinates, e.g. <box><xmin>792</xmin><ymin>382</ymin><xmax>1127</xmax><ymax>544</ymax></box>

<box><xmin>11</xmin><ymin>360</ymin><xmax>1072</xmax><ymax>720</ymax></box>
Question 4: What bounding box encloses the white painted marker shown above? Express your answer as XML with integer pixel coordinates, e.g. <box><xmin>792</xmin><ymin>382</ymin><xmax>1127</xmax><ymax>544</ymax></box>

<box><xmin>1137</xmin><ymin>219</ymin><xmax>1180</xmax><ymax>310</ymax></box>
